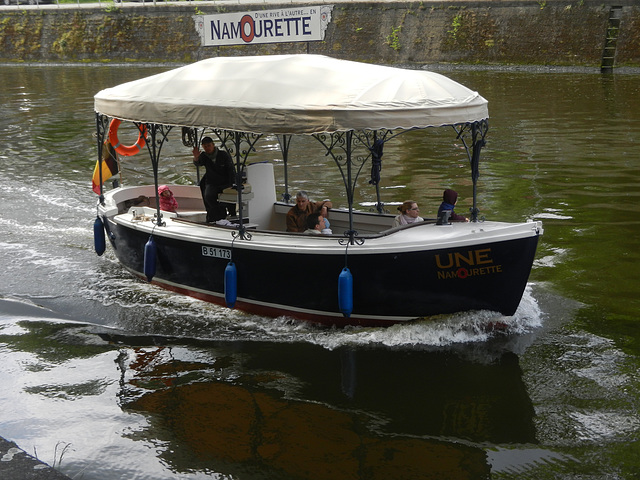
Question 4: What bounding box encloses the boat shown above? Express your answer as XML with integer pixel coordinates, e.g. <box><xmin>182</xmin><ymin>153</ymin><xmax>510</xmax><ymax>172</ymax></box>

<box><xmin>92</xmin><ymin>54</ymin><xmax>543</xmax><ymax>327</ymax></box>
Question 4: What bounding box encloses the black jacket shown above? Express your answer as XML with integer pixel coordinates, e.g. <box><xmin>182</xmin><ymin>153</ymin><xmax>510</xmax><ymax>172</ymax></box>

<box><xmin>195</xmin><ymin>148</ymin><xmax>235</xmax><ymax>192</ymax></box>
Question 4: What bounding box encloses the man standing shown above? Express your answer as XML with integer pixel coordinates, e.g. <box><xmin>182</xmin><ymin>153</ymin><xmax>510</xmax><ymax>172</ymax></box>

<box><xmin>193</xmin><ymin>137</ymin><xmax>235</xmax><ymax>222</ymax></box>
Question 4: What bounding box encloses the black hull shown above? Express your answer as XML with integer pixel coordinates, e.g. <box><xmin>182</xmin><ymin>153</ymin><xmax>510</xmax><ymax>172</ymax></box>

<box><xmin>105</xmin><ymin>217</ymin><xmax>540</xmax><ymax>327</ymax></box>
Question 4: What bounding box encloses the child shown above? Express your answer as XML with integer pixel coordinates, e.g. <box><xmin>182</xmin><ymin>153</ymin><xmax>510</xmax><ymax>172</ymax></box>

<box><xmin>158</xmin><ymin>185</ymin><xmax>178</xmax><ymax>212</ymax></box>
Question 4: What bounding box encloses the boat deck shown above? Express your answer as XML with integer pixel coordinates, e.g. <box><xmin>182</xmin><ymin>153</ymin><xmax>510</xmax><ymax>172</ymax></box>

<box><xmin>101</xmin><ymin>185</ymin><xmax>543</xmax><ymax>255</ymax></box>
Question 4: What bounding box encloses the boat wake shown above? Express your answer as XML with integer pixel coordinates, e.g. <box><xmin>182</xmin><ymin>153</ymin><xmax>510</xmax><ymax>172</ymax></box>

<box><xmin>79</xmin><ymin>256</ymin><xmax>544</xmax><ymax>350</ymax></box>
<box><xmin>300</xmin><ymin>284</ymin><xmax>543</xmax><ymax>350</ymax></box>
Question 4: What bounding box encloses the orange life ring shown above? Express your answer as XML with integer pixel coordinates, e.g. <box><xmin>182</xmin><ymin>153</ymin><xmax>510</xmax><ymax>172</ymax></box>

<box><xmin>108</xmin><ymin>119</ymin><xmax>147</xmax><ymax>156</ymax></box>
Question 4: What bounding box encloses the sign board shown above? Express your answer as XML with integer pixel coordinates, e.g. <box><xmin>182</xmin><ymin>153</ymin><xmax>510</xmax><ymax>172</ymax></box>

<box><xmin>195</xmin><ymin>6</ymin><xmax>333</xmax><ymax>47</ymax></box>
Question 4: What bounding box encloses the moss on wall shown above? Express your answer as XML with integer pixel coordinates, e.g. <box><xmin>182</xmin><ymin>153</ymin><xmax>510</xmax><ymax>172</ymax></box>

<box><xmin>0</xmin><ymin>1</ymin><xmax>638</xmax><ymax>67</ymax></box>
<box><xmin>0</xmin><ymin>11</ymin><xmax>45</xmax><ymax>60</ymax></box>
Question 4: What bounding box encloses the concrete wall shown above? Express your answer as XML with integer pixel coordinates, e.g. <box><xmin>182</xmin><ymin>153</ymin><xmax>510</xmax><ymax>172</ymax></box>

<box><xmin>1</xmin><ymin>0</ymin><xmax>639</xmax><ymax>67</ymax></box>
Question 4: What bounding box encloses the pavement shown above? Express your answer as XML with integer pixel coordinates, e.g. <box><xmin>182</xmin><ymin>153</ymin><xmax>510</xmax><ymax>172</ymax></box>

<box><xmin>0</xmin><ymin>437</ymin><xmax>72</xmax><ymax>480</ymax></box>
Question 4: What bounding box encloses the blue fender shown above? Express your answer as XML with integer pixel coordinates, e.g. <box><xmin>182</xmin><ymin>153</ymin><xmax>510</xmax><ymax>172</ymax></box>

<box><xmin>94</xmin><ymin>216</ymin><xmax>106</xmax><ymax>256</ymax></box>
<box><xmin>338</xmin><ymin>267</ymin><xmax>353</xmax><ymax>317</ymax></box>
<box><xmin>224</xmin><ymin>261</ymin><xmax>237</xmax><ymax>308</ymax></box>
<box><xmin>143</xmin><ymin>236</ymin><xmax>157</xmax><ymax>282</ymax></box>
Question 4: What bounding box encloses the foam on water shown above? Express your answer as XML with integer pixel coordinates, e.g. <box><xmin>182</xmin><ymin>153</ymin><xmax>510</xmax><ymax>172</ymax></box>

<box><xmin>302</xmin><ymin>285</ymin><xmax>543</xmax><ymax>350</ymax></box>
<box><xmin>75</xmin><ymin>265</ymin><xmax>544</xmax><ymax>349</ymax></box>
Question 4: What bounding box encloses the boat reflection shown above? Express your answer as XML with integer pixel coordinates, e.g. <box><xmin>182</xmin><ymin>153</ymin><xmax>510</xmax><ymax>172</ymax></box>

<box><xmin>109</xmin><ymin>336</ymin><xmax>536</xmax><ymax>479</ymax></box>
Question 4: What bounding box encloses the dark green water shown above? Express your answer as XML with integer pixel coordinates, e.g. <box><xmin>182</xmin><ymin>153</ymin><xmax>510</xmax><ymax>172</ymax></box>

<box><xmin>0</xmin><ymin>65</ymin><xmax>638</xmax><ymax>479</ymax></box>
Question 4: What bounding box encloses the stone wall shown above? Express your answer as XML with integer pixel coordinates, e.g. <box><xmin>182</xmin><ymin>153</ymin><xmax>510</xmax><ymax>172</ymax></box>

<box><xmin>1</xmin><ymin>0</ymin><xmax>639</xmax><ymax>67</ymax></box>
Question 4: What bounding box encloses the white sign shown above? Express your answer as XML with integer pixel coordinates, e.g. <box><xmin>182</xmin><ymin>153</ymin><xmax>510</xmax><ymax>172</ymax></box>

<box><xmin>196</xmin><ymin>6</ymin><xmax>333</xmax><ymax>47</ymax></box>
<box><xmin>202</xmin><ymin>246</ymin><xmax>231</xmax><ymax>259</ymax></box>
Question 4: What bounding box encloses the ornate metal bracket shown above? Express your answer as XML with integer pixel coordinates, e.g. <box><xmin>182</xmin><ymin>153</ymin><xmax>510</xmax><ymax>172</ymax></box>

<box><xmin>232</xmin><ymin>229</ymin><xmax>252</xmax><ymax>241</ymax></box>
<box><xmin>338</xmin><ymin>230</ymin><xmax>365</xmax><ymax>246</ymax></box>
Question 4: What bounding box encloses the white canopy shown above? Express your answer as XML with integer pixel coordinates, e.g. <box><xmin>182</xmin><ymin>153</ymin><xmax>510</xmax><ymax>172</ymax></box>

<box><xmin>94</xmin><ymin>55</ymin><xmax>488</xmax><ymax>135</ymax></box>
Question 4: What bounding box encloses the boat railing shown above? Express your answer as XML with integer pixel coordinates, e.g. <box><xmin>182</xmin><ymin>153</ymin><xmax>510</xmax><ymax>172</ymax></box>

<box><xmin>107</xmin><ymin>186</ymin><xmax>444</xmax><ymax>238</ymax></box>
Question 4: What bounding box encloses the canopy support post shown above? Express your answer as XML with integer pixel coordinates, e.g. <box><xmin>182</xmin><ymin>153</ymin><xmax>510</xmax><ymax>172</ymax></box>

<box><xmin>148</xmin><ymin>124</ymin><xmax>163</xmax><ymax>227</ymax></box>
<box><xmin>232</xmin><ymin>131</ymin><xmax>248</xmax><ymax>240</ymax></box>
<box><xmin>314</xmin><ymin>130</ymin><xmax>369</xmax><ymax>246</ymax></box>
<box><xmin>368</xmin><ymin>133</ymin><xmax>384</xmax><ymax>214</ymax></box>
<box><xmin>469</xmin><ymin>120</ymin><xmax>489</xmax><ymax>222</ymax></box>
<box><xmin>278</xmin><ymin>134</ymin><xmax>293</xmax><ymax>203</ymax></box>
<box><xmin>346</xmin><ymin>131</ymin><xmax>356</xmax><ymax>244</ymax></box>
<box><xmin>145</xmin><ymin>123</ymin><xmax>172</xmax><ymax>227</ymax></box>
<box><xmin>95</xmin><ymin>113</ymin><xmax>110</xmax><ymax>205</ymax></box>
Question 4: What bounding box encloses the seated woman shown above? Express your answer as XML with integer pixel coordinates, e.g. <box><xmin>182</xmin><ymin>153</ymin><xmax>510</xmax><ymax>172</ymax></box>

<box><xmin>393</xmin><ymin>200</ymin><xmax>424</xmax><ymax>227</ymax></box>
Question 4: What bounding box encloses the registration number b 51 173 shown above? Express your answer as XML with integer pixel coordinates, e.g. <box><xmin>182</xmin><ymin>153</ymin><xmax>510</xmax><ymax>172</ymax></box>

<box><xmin>202</xmin><ymin>246</ymin><xmax>231</xmax><ymax>259</ymax></box>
